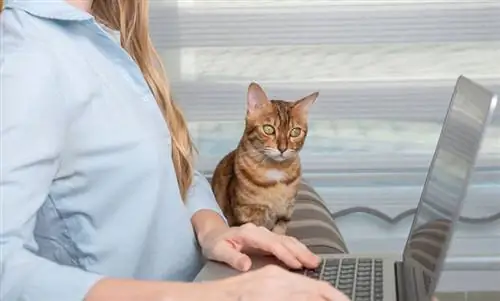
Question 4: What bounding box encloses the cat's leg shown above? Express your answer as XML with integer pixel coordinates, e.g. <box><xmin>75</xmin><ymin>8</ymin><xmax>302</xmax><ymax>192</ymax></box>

<box><xmin>233</xmin><ymin>204</ymin><xmax>276</xmax><ymax>230</ymax></box>
<box><xmin>271</xmin><ymin>199</ymin><xmax>295</xmax><ymax>235</ymax></box>
<box><xmin>271</xmin><ymin>217</ymin><xmax>291</xmax><ymax>235</ymax></box>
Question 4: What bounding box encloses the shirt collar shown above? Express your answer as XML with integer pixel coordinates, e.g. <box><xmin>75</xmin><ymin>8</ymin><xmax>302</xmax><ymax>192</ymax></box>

<box><xmin>5</xmin><ymin>0</ymin><xmax>94</xmax><ymax>21</ymax></box>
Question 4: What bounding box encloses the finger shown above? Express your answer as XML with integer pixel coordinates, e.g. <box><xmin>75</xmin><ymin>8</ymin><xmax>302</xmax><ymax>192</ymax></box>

<box><xmin>239</xmin><ymin>227</ymin><xmax>303</xmax><ymax>269</ymax></box>
<box><xmin>268</xmin><ymin>241</ymin><xmax>303</xmax><ymax>270</ymax></box>
<box><xmin>282</xmin><ymin>236</ymin><xmax>321</xmax><ymax>269</ymax></box>
<box><xmin>211</xmin><ymin>242</ymin><xmax>252</xmax><ymax>272</ymax></box>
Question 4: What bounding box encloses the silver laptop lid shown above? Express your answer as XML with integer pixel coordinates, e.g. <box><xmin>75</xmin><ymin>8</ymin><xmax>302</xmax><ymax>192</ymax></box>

<box><xmin>401</xmin><ymin>76</ymin><xmax>497</xmax><ymax>300</ymax></box>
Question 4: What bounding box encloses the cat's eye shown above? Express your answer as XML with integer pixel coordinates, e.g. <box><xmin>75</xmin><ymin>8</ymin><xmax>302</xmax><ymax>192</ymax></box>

<box><xmin>290</xmin><ymin>127</ymin><xmax>302</xmax><ymax>137</ymax></box>
<box><xmin>262</xmin><ymin>124</ymin><xmax>275</xmax><ymax>135</ymax></box>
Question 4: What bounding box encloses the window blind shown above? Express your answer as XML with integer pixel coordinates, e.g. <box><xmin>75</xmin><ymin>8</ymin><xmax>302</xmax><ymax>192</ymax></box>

<box><xmin>149</xmin><ymin>0</ymin><xmax>500</xmax><ymax>207</ymax></box>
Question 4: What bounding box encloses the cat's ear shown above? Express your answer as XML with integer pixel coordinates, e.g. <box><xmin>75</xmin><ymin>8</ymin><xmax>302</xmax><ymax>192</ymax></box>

<box><xmin>247</xmin><ymin>82</ymin><xmax>270</xmax><ymax>115</ymax></box>
<box><xmin>293</xmin><ymin>91</ymin><xmax>319</xmax><ymax>115</ymax></box>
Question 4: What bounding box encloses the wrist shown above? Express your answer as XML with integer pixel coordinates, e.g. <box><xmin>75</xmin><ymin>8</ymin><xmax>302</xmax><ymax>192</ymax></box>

<box><xmin>191</xmin><ymin>210</ymin><xmax>229</xmax><ymax>246</ymax></box>
<box><xmin>201</xmin><ymin>278</ymin><xmax>241</xmax><ymax>301</ymax></box>
<box><xmin>160</xmin><ymin>282</ymin><xmax>216</xmax><ymax>301</ymax></box>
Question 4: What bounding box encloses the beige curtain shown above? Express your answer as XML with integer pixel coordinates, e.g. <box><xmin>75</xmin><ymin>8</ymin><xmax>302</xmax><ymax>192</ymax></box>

<box><xmin>148</xmin><ymin>0</ymin><xmax>499</xmax><ymax>207</ymax></box>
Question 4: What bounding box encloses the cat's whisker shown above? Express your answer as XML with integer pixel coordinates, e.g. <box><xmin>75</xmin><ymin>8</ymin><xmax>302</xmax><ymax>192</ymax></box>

<box><xmin>238</xmin><ymin>149</ymin><xmax>270</xmax><ymax>166</ymax></box>
<box><xmin>241</xmin><ymin>149</ymin><xmax>262</xmax><ymax>160</ymax></box>
<box><xmin>237</xmin><ymin>147</ymin><xmax>258</xmax><ymax>156</ymax></box>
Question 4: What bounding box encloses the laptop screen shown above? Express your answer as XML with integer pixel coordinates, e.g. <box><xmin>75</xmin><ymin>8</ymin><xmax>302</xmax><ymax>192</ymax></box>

<box><xmin>401</xmin><ymin>76</ymin><xmax>497</xmax><ymax>299</ymax></box>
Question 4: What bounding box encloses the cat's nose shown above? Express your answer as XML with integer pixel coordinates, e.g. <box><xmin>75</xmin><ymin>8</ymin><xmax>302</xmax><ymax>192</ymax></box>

<box><xmin>278</xmin><ymin>146</ymin><xmax>287</xmax><ymax>154</ymax></box>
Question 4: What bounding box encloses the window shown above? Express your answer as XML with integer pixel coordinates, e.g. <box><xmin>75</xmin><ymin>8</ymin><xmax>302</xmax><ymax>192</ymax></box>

<box><xmin>150</xmin><ymin>0</ymin><xmax>500</xmax><ymax>211</ymax></box>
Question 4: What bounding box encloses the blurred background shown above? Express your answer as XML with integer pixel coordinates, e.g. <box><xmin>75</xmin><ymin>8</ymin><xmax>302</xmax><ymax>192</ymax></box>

<box><xmin>148</xmin><ymin>0</ymin><xmax>500</xmax><ymax>293</ymax></box>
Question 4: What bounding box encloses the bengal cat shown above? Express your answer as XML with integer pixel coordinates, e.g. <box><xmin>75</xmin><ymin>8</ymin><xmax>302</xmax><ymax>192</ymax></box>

<box><xmin>211</xmin><ymin>82</ymin><xmax>318</xmax><ymax>235</ymax></box>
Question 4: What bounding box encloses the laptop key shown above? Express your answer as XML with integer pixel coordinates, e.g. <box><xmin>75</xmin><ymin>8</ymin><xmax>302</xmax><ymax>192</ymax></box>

<box><xmin>355</xmin><ymin>285</ymin><xmax>370</xmax><ymax>292</ymax></box>
<box><xmin>343</xmin><ymin>258</ymin><xmax>356</xmax><ymax>264</ymax></box>
<box><xmin>337</xmin><ymin>281</ymin><xmax>352</xmax><ymax>288</ymax></box>
<box><xmin>358</xmin><ymin>259</ymin><xmax>372</xmax><ymax>268</ymax></box>
<box><xmin>323</xmin><ymin>275</ymin><xmax>338</xmax><ymax>284</ymax></box>
<box><xmin>342</xmin><ymin>271</ymin><xmax>355</xmax><ymax>276</ymax></box>
<box><xmin>338</xmin><ymin>278</ymin><xmax>353</xmax><ymax>285</ymax></box>
<box><xmin>326</xmin><ymin>259</ymin><xmax>340</xmax><ymax>266</ymax></box>
<box><xmin>374</xmin><ymin>287</ymin><xmax>383</xmax><ymax>298</ymax></box>
<box><xmin>356</xmin><ymin>276</ymin><xmax>369</xmax><ymax>282</ymax></box>
<box><xmin>339</xmin><ymin>288</ymin><xmax>353</xmax><ymax>298</ymax></box>
<box><xmin>355</xmin><ymin>291</ymin><xmax>370</xmax><ymax>298</ymax></box>
<box><xmin>374</xmin><ymin>292</ymin><xmax>384</xmax><ymax>301</ymax></box>
<box><xmin>324</xmin><ymin>265</ymin><xmax>338</xmax><ymax>272</ymax></box>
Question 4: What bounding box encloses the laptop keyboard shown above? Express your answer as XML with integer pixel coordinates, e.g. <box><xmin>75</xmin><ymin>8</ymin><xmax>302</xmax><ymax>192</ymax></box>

<box><xmin>294</xmin><ymin>258</ymin><xmax>384</xmax><ymax>301</ymax></box>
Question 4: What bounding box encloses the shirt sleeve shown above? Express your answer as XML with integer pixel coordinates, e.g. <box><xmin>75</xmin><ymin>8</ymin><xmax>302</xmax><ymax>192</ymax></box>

<box><xmin>185</xmin><ymin>170</ymin><xmax>227</xmax><ymax>223</ymax></box>
<box><xmin>1</xmin><ymin>47</ymin><xmax>104</xmax><ymax>300</ymax></box>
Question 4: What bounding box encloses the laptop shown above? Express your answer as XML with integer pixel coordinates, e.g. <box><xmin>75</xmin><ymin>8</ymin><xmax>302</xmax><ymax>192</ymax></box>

<box><xmin>194</xmin><ymin>75</ymin><xmax>498</xmax><ymax>301</ymax></box>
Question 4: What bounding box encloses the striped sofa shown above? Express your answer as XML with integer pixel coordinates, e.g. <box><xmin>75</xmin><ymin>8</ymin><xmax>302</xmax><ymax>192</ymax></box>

<box><xmin>206</xmin><ymin>174</ymin><xmax>348</xmax><ymax>255</ymax></box>
<box><xmin>287</xmin><ymin>179</ymin><xmax>349</xmax><ymax>255</ymax></box>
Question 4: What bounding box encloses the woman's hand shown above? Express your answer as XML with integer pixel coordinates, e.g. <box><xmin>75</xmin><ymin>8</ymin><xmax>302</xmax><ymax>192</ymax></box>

<box><xmin>203</xmin><ymin>266</ymin><xmax>441</xmax><ymax>301</ymax></box>
<box><xmin>198</xmin><ymin>222</ymin><xmax>320</xmax><ymax>271</ymax></box>
<box><xmin>205</xmin><ymin>264</ymin><xmax>350</xmax><ymax>301</ymax></box>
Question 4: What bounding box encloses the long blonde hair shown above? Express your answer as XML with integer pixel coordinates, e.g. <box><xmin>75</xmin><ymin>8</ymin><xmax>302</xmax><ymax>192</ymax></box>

<box><xmin>91</xmin><ymin>0</ymin><xmax>194</xmax><ymax>201</ymax></box>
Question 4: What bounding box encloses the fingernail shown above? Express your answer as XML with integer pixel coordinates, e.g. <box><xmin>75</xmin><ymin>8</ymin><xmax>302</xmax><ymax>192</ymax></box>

<box><xmin>294</xmin><ymin>259</ymin><xmax>304</xmax><ymax>269</ymax></box>
<box><xmin>309</xmin><ymin>255</ymin><xmax>321</xmax><ymax>267</ymax></box>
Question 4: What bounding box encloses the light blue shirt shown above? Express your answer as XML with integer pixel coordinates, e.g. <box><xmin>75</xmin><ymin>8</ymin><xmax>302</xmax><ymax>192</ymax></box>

<box><xmin>0</xmin><ymin>1</ymin><xmax>224</xmax><ymax>300</ymax></box>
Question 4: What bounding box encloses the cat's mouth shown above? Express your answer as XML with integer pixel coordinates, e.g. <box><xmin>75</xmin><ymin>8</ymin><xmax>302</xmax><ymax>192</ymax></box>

<box><xmin>263</xmin><ymin>148</ymin><xmax>296</xmax><ymax>162</ymax></box>
<box><xmin>271</xmin><ymin>155</ymin><xmax>287</xmax><ymax>162</ymax></box>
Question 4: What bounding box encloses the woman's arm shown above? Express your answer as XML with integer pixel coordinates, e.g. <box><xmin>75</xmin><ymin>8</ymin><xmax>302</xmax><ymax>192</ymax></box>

<box><xmin>86</xmin><ymin>266</ymin><xmax>348</xmax><ymax>301</ymax></box>
<box><xmin>185</xmin><ymin>171</ymin><xmax>229</xmax><ymax>243</ymax></box>
<box><xmin>0</xmin><ymin>41</ymin><xmax>224</xmax><ymax>301</ymax></box>
<box><xmin>85</xmin><ymin>279</ymin><xmax>210</xmax><ymax>301</ymax></box>
<box><xmin>0</xmin><ymin>46</ymin><xmax>106</xmax><ymax>300</ymax></box>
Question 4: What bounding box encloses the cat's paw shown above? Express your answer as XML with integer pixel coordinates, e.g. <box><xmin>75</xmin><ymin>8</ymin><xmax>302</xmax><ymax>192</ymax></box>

<box><xmin>271</xmin><ymin>223</ymin><xmax>288</xmax><ymax>235</ymax></box>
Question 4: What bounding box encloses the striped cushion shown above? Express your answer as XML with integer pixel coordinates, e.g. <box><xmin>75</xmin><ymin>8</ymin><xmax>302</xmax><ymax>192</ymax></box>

<box><xmin>287</xmin><ymin>179</ymin><xmax>349</xmax><ymax>255</ymax></box>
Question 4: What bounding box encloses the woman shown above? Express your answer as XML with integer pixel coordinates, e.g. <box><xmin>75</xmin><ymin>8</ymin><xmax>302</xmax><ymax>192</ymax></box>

<box><xmin>1</xmin><ymin>1</ymin><xmax>349</xmax><ymax>300</ymax></box>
